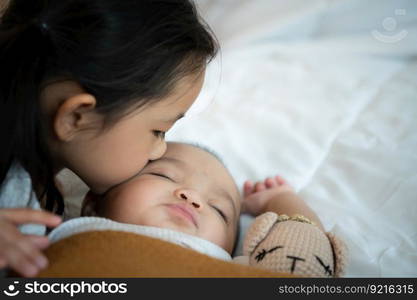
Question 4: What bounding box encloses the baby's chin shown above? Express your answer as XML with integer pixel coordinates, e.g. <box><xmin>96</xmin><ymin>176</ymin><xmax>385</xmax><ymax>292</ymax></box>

<box><xmin>115</xmin><ymin>216</ymin><xmax>232</xmax><ymax>253</ymax></box>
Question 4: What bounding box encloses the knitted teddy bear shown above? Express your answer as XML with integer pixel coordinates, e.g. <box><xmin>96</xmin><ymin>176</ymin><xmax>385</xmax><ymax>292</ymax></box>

<box><xmin>242</xmin><ymin>212</ymin><xmax>348</xmax><ymax>277</ymax></box>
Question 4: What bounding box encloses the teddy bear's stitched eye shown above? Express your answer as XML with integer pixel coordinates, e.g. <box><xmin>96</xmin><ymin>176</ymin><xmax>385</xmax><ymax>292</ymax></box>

<box><xmin>315</xmin><ymin>255</ymin><xmax>333</xmax><ymax>276</ymax></box>
<box><xmin>254</xmin><ymin>246</ymin><xmax>283</xmax><ymax>262</ymax></box>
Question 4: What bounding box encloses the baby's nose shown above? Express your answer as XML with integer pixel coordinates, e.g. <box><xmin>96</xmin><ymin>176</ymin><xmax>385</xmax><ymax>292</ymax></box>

<box><xmin>174</xmin><ymin>188</ymin><xmax>203</xmax><ymax>209</ymax></box>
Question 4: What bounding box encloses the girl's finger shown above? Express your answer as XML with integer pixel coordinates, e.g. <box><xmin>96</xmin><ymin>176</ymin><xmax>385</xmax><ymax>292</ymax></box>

<box><xmin>0</xmin><ymin>208</ymin><xmax>62</xmax><ymax>227</ymax></box>
<box><xmin>0</xmin><ymin>222</ymin><xmax>49</xmax><ymax>277</ymax></box>
<box><xmin>0</xmin><ymin>257</ymin><xmax>6</xmax><ymax>269</ymax></box>
<box><xmin>11</xmin><ymin>237</ymin><xmax>48</xmax><ymax>273</ymax></box>
<box><xmin>3</xmin><ymin>245</ymin><xmax>42</xmax><ymax>278</ymax></box>
<box><xmin>26</xmin><ymin>235</ymin><xmax>50</xmax><ymax>249</ymax></box>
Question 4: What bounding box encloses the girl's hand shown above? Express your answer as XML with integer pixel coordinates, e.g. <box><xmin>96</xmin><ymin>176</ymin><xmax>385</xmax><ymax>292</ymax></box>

<box><xmin>0</xmin><ymin>208</ymin><xmax>62</xmax><ymax>277</ymax></box>
<box><xmin>242</xmin><ymin>175</ymin><xmax>294</xmax><ymax>216</ymax></box>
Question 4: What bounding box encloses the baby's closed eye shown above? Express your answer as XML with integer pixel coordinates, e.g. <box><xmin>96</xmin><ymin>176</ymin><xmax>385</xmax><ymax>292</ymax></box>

<box><xmin>142</xmin><ymin>167</ymin><xmax>178</xmax><ymax>182</ymax></box>
<box><xmin>210</xmin><ymin>204</ymin><xmax>228</xmax><ymax>223</ymax></box>
<box><xmin>148</xmin><ymin>172</ymin><xmax>173</xmax><ymax>181</ymax></box>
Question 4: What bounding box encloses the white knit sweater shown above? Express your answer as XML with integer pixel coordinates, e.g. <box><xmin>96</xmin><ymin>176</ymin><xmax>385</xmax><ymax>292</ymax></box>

<box><xmin>0</xmin><ymin>162</ymin><xmax>45</xmax><ymax>235</ymax></box>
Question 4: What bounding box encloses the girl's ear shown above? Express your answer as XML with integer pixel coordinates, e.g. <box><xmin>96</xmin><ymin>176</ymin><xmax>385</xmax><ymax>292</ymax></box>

<box><xmin>53</xmin><ymin>93</ymin><xmax>98</xmax><ymax>142</ymax></box>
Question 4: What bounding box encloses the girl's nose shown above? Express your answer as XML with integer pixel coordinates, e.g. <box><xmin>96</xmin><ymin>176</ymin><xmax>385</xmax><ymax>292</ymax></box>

<box><xmin>149</xmin><ymin>139</ymin><xmax>167</xmax><ymax>161</ymax></box>
<box><xmin>174</xmin><ymin>188</ymin><xmax>203</xmax><ymax>210</ymax></box>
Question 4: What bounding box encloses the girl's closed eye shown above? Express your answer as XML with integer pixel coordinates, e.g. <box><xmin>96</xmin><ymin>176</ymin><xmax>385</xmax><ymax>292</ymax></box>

<box><xmin>152</xmin><ymin>130</ymin><xmax>166</xmax><ymax>139</ymax></box>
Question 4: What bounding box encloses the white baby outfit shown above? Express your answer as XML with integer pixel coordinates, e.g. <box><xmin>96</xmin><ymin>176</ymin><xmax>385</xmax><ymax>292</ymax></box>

<box><xmin>48</xmin><ymin>217</ymin><xmax>232</xmax><ymax>261</ymax></box>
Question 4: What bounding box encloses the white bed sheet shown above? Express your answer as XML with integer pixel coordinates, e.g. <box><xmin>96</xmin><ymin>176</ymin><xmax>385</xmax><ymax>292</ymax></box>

<box><xmin>61</xmin><ymin>0</ymin><xmax>417</xmax><ymax>277</ymax></box>
<box><xmin>167</xmin><ymin>0</ymin><xmax>417</xmax><ymax>277</ymax></box>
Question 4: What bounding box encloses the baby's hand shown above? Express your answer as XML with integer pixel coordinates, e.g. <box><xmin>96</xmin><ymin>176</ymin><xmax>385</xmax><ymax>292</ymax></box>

<box><xmin>242</xmin><ymin>175</ymin><xmax>294</xmax><ymax>216</ymax></box>
<box><xmin>0</xmin><ymin>208</ymin><xmax>62</xmax><ymax>277</ymax></box>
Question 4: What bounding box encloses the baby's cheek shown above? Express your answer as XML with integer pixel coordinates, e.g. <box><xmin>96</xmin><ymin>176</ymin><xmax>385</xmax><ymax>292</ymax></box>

<box><xmin>101</xmin><ymin>199</ymin><xmax>131</xmax><ymax>221</ymax></box>
<box><xmin>205</xmin><ymin>224</ymin><xmax>232</xmax><ymax>251</ymax></box>
<box><xmin>102</xmin><ymin>190</ymin><xmax>140</xmax><ymax>219</ymax></box>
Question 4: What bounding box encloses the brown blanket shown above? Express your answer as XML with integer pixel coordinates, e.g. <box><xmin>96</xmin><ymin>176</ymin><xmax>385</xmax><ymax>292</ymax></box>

<box><xmin>36</xmin><ymin>230</ymin><xmax>292</xmax><ymax>277</ymax></box>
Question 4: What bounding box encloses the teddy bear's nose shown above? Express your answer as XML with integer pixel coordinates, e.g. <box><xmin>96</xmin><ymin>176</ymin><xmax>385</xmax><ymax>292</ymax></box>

<box><xmin>286</xmin><ymin>255</ymin><xmax>305</xmax><ymax>273</ymax></box>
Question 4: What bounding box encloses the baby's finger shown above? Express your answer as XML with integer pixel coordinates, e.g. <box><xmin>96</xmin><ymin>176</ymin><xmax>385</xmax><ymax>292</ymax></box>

<box><xmin>0</xmin><ymin>208</ymin><xmax>62</xmax><ymax>227</ymax></box>
<box><xmin>265</xmin><ymin>177</ymin><xmax>277</xmax><ymax>188</ymax></box>
<box><xmin>275</xmin><ymin>175</ymin><xmax>286</xmax><ymax>185</ymax></box>
<box><xmin>254</xmin><ymin>182</ymin><xmax>266</xmax><ymax>192</ymax></box>
<box><xmin>243</xmin><ymin>180</ymin><xmax>254</xmax><ymax>196</ymax></box>
<box><xmin>241</xmin><ymin>201</ymin><xmax>248</xmax><ymax>214</ymax></box>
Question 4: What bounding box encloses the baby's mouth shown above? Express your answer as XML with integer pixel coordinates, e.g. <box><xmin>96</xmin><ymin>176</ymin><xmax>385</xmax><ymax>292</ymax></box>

<box><xmin>166</xmin><ymin>203</ymin><xmax>198</xmax><ymax>228</ymax></box>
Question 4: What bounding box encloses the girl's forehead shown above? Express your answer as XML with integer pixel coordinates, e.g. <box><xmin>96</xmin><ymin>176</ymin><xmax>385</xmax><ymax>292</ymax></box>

<box><xmin>152</xmin><ymin>71</ymin><xmax>205</xmax><ymax>108</ymax></box>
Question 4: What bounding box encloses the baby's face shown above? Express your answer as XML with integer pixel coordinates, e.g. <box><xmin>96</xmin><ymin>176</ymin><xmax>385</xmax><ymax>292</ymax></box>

<box><xmin>99</xmin><ymin>143</ymin><xmax>241</xmax><ymax>253</ymax></box>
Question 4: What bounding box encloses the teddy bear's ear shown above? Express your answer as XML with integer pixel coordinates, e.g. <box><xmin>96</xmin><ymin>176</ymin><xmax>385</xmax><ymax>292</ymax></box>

<box><xmin>243</xmin><ymin>212</ymin><xmax>278</xmax><ymax>256</ymax></box>
<box><xmin>326</xmin><ymin>232</ymin><xmax>348</xmax><ymax>277</ymax></box>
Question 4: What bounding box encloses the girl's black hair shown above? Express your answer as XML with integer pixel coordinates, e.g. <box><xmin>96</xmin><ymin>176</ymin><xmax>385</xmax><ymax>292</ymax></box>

<box><xmin>0</xmin><ymin>0</ymin><xmax>218</xmax><ymax>214</ymax></box>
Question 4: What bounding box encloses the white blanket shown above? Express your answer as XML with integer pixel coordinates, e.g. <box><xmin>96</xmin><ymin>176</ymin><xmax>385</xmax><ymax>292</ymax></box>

<box><xmin>60</xmin><ymin>0</ymin><xmax>417</xmax><ymax>277</ymax></box>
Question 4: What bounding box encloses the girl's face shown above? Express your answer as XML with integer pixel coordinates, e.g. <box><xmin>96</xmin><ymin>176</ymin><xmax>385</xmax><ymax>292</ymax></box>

<box><xmin>48</xmin><ymin>72</ymin><xmax>205</xmax><ymax>193</ymax></box>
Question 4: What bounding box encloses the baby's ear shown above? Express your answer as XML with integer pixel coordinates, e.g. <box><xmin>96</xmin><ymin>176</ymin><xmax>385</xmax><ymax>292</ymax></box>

<box><xmin>243</xmin><ymin>212</ymin><xmax>278</xmax><ymax>256</ymax></box>
<box><xmin>81</xmin><ymin>190</ymin><xmax>102</xmax><ymax>216</ymax></box>
<box><xmin>326</xmin><ymin>232</ymin><xmax>348</xmax><ymax>277</ymax></box>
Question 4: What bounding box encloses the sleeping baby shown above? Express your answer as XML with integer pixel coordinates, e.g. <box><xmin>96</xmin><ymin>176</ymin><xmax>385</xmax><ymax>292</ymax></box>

<box><xmin>47</xmin><ymin>142</ymin><xmax>346</xmax><ymax>276</ymax></box>
<box><xmin>50</xmin><ymin>142</ymin><xmax>242</xmax><ymax>260</ymax></box>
